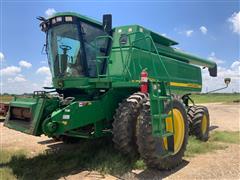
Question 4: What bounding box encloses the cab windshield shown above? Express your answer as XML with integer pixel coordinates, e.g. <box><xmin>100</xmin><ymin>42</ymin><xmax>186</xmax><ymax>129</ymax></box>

<box><xmin>47</xmin><ymin>22</ymin><xmax>107</xmax><ymax>78</ymax></box>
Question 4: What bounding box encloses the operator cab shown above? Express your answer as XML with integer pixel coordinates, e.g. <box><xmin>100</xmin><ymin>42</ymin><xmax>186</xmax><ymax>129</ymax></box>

<box><xmin>39</xmin><ymin>13</ymin><xmax>111</xmax><ymax>78</ymax></box>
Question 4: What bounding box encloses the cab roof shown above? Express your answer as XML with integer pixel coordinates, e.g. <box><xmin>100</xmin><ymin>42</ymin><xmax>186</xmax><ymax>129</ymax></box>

<box><xmin>49</xmin><ymin>12</ymin><xmax>178</xmax><ymax>46</ymax></box>
<box><xmin>48</xmin><ymin>12</ymin><xmax>102</xmax><ymax>26</ymax></box>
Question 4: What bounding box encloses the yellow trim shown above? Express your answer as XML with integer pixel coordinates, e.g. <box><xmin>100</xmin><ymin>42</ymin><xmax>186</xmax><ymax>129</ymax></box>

<box><xmin>163</xmin><ymin>109</ymin><xmax>185</xmax><ymax>155</ymax></box>
<box><xmin>131</xmin><ymin>80</ymin><xmax>141</xmax><ymax>83</ymax></box>
<box><xmin>201</xmin><ymin>114</ymin><xmax>208</xmax><ymax>134</ymax></box>
<box><xmin>131</xmin><ymin>78</ymin><xmax>201</xmax><ymax>89</ymax></box>
<box><xmin>170</xmin><ymin>82</ymin><xmax>202</xmax><ymax>88</ymax></box>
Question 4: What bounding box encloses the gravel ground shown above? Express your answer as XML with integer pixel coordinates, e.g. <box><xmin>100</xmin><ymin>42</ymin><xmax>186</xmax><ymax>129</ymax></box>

<box><xmin>123</xmin><ymin>143</ymin><xmax>240</xmax><ymax>180</ymax></box>
<box><xmin>0</xmin><ymin>102</ymin><xmax>240</xmax><ymax>179</ymax></box>
<box><xmin>201</xmin><ymin>102</ymin><xmax>240</xmax><ymax>131</ymax></box>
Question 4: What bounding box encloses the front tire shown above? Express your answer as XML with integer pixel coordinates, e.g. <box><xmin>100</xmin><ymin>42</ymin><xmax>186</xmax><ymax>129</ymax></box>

<box><xmin>137</xmin><ymin>99</ymin><xmax>188</xmax><ymax>170</ymax></box>
<box><xmin>112</xmin><ymin>92</ymin><xmax>147</xmax><ymax>154</ymax></box>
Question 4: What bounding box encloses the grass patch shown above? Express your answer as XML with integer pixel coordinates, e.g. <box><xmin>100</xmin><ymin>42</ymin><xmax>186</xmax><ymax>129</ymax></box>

<box><xmin>133</xmin><ymin>159</ymin><xmax>146</xmax><ymax>169</ymax></box>
<box><xmin>0</xmin><ymin>95</ymin><xmax>13</xmax><ymax>103</ymax></box>
<box><xmin>1</xmin><ymin>131</ymin><xmax>238</xmax><ymax>179</ymax></box>
<box><xmin>210</xmin><ymin>131</ymin><xmax>240</xmax><ymax>144</ymax></box>
<box><xmin>185</xmin><ymin>131</ymin><xmax>240</xmax><ymax>157</ymax></box>
<box><xmin>0</xmin><ymin>137</ymin><xmax>144</xmax><ymax>180</ymax></box>
<box><xmin>0</xmin><ymin>168</ymin><xmax>16</xmax><ymax>180</ymax></box>
<box><xmin>185</xmin><ymin>136</ymin><xmax>227</xmax><ymax>157</ymax></box>
<box><xmin>0</xmin><ymin>150</ymin><xmax>26</xmax><ymax>180</ymax></box>
<box><xmin>190</xmin><ymin>93</ymin><xmax>240</xmax><ymax>103</ymax></box>
<box><xmin>0</xmin><ymin>150</ymin><xmax>25</xmax><ymax>163</ymax></box>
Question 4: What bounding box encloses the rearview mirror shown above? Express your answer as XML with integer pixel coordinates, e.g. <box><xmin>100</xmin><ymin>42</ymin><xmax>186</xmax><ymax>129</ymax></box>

<box><xmin>206</xmin><ymin>77</ymin><xmax>231</xmax><ymax>93</ymax></box>
<box><xmin>103</xmin><ymin>14</ymin><xmax>112</xmax><ymax>34</ymax></box>
<box><xmin>224</xmin><ymin>78</ymin><xmax>231</xmax><ymax>85</ymax></box>
<box><xmin>208</xmin><ymin>64</ymin><xmax>217</xmax><ymax>77</ymax></box>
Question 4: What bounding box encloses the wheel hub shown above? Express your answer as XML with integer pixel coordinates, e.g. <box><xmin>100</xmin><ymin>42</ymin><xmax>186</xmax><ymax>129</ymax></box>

<box><xmin>164</xmin><ymin>109</ymin><xmax>185</xmax><ymax>155</ymax></box>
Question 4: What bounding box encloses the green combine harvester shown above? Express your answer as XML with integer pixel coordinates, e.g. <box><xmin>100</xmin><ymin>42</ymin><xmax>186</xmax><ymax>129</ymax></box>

<box><xmin>4</xmin><ymin>12</ymin><xmax>217</xmax><ymax>169</ymax></box>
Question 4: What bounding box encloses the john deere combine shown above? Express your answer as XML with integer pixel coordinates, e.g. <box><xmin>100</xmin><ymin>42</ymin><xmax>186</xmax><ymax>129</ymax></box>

<box><xmin>4</xmin><ymin>12</ymin><xmax>217</xmax><ymax>169</ymax></box>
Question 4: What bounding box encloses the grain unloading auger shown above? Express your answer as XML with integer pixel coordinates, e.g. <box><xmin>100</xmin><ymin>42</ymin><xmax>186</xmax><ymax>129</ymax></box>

<box><xmin>4</xmin><ymin>12</ymin><xmax>217</xmax><ymax>169</ymax></box>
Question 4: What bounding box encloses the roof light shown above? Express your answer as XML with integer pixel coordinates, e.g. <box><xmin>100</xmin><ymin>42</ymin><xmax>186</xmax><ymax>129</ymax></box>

<box><xmin>139</xmin><ymin>28</ymin><xmax>143</xmax><ymax>32</ymax></box>
<box><xmin>128</xmin><ymin>28</ymin><xmax>133</xmax><ymax>32</ymax></box>
<box><xmin>56</xmin><ymin>17</ymin><xmax>62</xmax><ymax>22</ymax></box>
<box><xmin>65</xmin><ymin>16</ymin><xmax>73</xmax><ymax>22</ymax></box>
<box><xmin>52</xmin><ymin>18</ymin><xmax>56</xmax><ymax>24</ymax></box>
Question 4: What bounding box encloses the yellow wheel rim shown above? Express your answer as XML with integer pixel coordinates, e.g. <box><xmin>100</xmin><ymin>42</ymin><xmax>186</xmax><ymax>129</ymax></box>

<box><xmin>163</xmin><ymin>109</ymin><xmax>185</xmax><ymax>155</ymax></box>
<box><xmin>201</xmin><ymin>114</ymin><xmax>208</xmax><ymax>134</ymax></box>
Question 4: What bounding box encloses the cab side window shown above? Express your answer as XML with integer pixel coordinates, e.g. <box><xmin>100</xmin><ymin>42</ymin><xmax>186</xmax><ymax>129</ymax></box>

<box><xmin>81</xmin><ymin>22</ymin><xmax>108</xmax><ymax>77</ymax></box>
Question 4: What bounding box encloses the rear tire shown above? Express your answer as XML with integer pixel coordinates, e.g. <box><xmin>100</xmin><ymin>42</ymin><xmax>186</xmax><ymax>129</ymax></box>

<box><xmin>137</xmin><ymin>99</ymin><xmax>188</xmax><ymax>170</ymax></box>
<box><xmin>188</xmin><ymin>106</ymin><xmax>210</xmax><ymax>141</ymax></box>
<box><xmin>112</xmin><ymin>92</ymin><xmax>148</xmax><ymax>154</ymax></box>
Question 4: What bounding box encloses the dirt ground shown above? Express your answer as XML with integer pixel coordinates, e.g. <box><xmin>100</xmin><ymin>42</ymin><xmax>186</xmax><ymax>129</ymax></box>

<box><xmin>201</xmin><ymin>102</ymin><xmax>240</xmax><ymax>131</ymax></box>
<box><xmin>1</xmin><ymin>102</ymin><xmax>240</xmax><ymax>179</ymax></box>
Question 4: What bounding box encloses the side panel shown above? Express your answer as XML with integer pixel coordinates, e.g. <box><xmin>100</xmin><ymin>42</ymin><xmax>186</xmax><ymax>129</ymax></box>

<box><xmin>109</xmin><ymin>48</ymin><xmax>202</xmax><ymax>92</ymax></box>
<box><xmin>42</xmin><ymin>88</ymin><xmax>134</xmax><ymax>137</ymax></box>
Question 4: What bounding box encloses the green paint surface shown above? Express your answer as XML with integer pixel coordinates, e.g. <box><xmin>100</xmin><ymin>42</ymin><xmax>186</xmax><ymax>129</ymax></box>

<box><xmin>5</xmin><ymin>12</ymin><xmax>216</xmax><ymax>141</ymax></box>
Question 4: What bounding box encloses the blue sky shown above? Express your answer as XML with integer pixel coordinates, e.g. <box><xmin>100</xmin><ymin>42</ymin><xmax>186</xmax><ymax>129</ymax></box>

<box><xmin>0</xmin><ymin>0</ymin><xmax>239</xmax><ymax>94</ymax></box>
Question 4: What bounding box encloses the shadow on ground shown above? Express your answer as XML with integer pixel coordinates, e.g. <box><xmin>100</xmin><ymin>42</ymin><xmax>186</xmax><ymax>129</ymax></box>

<box><xmin>1</xmin><ymin>137</ymin><xmax>189</xmax><ymax>180</ymax></box>
<box><xmin>209</xmin><ymin>125</ymin><xmax>219</xmax><ymax>131</ymax></box>
<box><xmin>133</xmin><ymin>160</ymin><xmax>189</xmax><ymax>180</ymax></box>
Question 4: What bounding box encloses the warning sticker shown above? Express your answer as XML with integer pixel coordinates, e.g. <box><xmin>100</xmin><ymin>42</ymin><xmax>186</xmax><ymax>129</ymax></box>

<box><xmin>63</xmin><ymin>115</ymin><xmax>70</xmax><ymax>119</ymax></box>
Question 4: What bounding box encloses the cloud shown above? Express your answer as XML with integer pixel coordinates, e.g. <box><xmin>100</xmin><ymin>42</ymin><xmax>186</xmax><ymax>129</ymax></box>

<box><xmin>36</xmin><ymin>66</ymin><xmax>51</xmax><ymax>76</ymax></box>
<box><xmin>8</xmin><ymin>74</ymin><xmax>27</xmax><ymax>83</ymax></box>
<box><xmin>40</xmin><ymin>60</ymin><xmax>47</xmax><ymax>64</ymax></box>
<box><xmin>231</xmin><ymin>60</ymin><xmax>240</xmax><ymax>70</ymax></box>
<box><xmin>43</xmin><ymin>76</ymin><xmax>52</xmax><ymax>87</ymax></box>
<box><xmin>228</xmin><ymin>11</ymin><xmax>240</xmax><ymax>34</ymax></box>
<box><xmin>45</xmin><ymin>8</ymin><xmax>56</xmax><ymax>17</ymax></box>
<box><xmin>14</xmin><ymin>76</ymin><xmax>27</xmax><ymax>82</ymax></box>
<box><xmin>208</xmin><ymin>52</ymin><xmax>225</xmax><ymax>64</ymax></box>
<box><xmin>19</xmin><ymin>60</ymin><xmax>32</xmax><ymax>68</ymax></box>
<box><xmin>200</xmin><ymin>26</ymin><xmax>208</xmax><ymax>34</ymax></box>
<box><xmin>202</xmin><ymin>60</ymin><xmax>240</xmax><ymax>93</ymax></box>
<box><xmin>36</xmin><ymin>66</ymin><xmax>52</xmax><ymax>87</ymax></box>
<box><xmin>0</xmin><ymin>52</ymin><xmax>4</xmax><ymax>61</ymax></box>
<box><xmin>3</xmin><ymin>76</ymin><xmax>39</xmax><ymax>94</ymax></box>
<box><xmin>185</xmin><ymin>30</ymin><xmax>193</xmax><ymax>37</ymax></box>
<box><xmin>0</xmin><ymin>66</ymin><xmax>21</xmax><ymax>76</ymax></box>
<box><xmin>1</xmin><ymin>64</ymin><xmax>53</xmax><ymax>93</ymax></box>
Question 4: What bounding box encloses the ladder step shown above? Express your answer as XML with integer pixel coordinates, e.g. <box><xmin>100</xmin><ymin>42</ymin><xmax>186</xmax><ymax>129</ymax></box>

<box><xmin>96</xmin><ymin>56</ymin><xmax>110</xmax><ymax>59</ymax></box>
<box><xmin>153</xmin><ymin>114</ymin><xmax>172</xmax><ymax>120</ymax></box>
<box><xmin>151</xmin><ymin>96</ymin><xmax>171</xmax><ymax>101</ymax></box>
<box><xmin>162</xmin><ymin>131</ymin><xmax>174</xmax><ymax>137</ymax></box>
<box><xmin>152</xmin><ymin>131</ymin><xmax>173</xmax><ymax>137</ymax></box>
<box><xmin>161</xmin><ymin>151</ymin><xmax>173</xmax><ymax>158</ymax></box>
<box><xmin>161</xmin><ymin>114</ymin><xmax>172</xmax><ymax>119</ymax></box>
<box><xmin>159</xmin><ymin>95</ymin><xmax>171</xmax><ymax>99</ymax></box>
<box><xmin>98</xmin><ymin>75</ymin><xmax>107</xmax><ymax>77</ymax></box>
